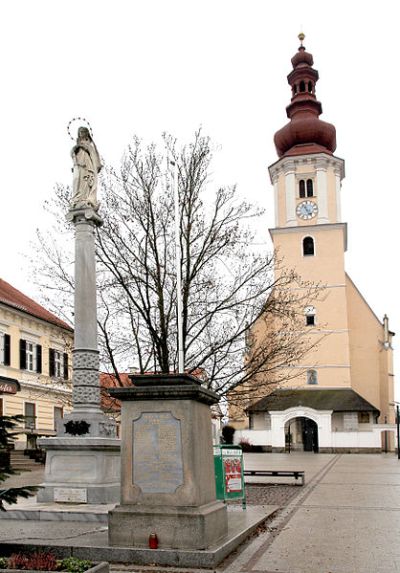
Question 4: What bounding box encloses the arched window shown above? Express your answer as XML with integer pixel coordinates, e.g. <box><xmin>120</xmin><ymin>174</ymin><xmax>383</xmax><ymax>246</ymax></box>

<box><xmin>304</xmin><ymin>305</ymin><xmax>316</xmax><ymax>326</ymax></box>
<box><xmin>307</xmin><ymin>369</ymin><xmax>318</xmax><ymax>385</ymax></box>
<box><xmin>303</xmin><ymin>236</ymin><xmax>315</xmax><ymax>256</ymax></box>
<box><xmin>308</xmin><ymin>81</ymin><xmax>313</xmax><ymax>93</ymax></box>
<box><xmin>306</xmin><ymin>179</ymin><xmax>314</xmax><ymax>197</ymax></box>
<box><xmin>299</xmin><ymin>179</ymin><xmax>305</xmax><ymax>198</ymax></box>
<box><xmin>300</xmin><ymin>80</ymin><xmax>305</xmax><ymax>92</ymax></box>
<box><xmin>293</xmin><ymin>84</ymin><xmax>298</xmax><ymax>95</ymax></box>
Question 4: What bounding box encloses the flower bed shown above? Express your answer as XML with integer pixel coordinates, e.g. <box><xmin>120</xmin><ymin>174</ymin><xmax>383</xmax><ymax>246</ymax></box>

<box><xmin>0</xmin><ymin>554</ymin><xmax>108</xmax><ymax>573</ymax></box>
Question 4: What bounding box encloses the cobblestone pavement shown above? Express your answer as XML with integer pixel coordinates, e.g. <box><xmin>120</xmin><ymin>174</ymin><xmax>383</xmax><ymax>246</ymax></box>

<box><xmin>233</xmin><ymin>484</ymin><xmax>301</xmax><ymax>507</ymax></box>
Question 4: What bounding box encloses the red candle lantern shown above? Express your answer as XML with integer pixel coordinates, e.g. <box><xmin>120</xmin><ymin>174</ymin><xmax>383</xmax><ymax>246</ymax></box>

<box><xmin>149</xmin><ymin>532</ymin><xmax>158</xmax><ymax>549</ymax></box>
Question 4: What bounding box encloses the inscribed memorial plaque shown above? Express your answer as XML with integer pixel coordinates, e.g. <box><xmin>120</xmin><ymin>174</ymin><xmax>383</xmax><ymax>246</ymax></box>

<box><xmin>54</xmin><ymin>487</ymin><xmax>87</xmax><ymax>503</ymax></box>
<box><xmin>133</xmin><ymin>412</ymin><xmax>183</xmax><ymax>493</ymax></box>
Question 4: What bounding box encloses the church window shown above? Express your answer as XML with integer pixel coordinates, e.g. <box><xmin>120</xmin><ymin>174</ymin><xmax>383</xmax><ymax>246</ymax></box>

<box><xmin>307</xmin><ymin>369</ymin><xmax>318</xmax><ymax>384</ymax></box>
<box><xmin>305</xmin><ymin>305</ymin><xmax>316</xmax><ymax>326</ymax></box>
<box><xmin>308</xmin><ymin>81</ymin><xmax>313</xmax><ymax>93</ymax></box>
<box><xmin>299</xmin><ymin>179</ymin><xmax>306</xmax><ymax>198</ymax></box>
<box><xmin>293</xmin><ymin>84</ymin><xmax>298</xmax><ymax>95</ymax></box>
<box><xmin>306</xmin><ymin>179</ymin><xmax>314</xmax><ymax>197</ymax></box>
<box><xmin>303</xmin><ymin>236</ymin><xmax>315</xmax><ymax>256</ymax></box>
<box><xmin>300</xmin><ymin>80</ymin><xmax>305</xmax><ymax>92</ymax></box>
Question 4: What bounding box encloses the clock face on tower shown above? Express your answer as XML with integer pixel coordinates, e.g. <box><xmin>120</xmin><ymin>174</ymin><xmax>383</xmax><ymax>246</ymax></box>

<box><xmin>296</xmin><ymin>200</ymin><xmax>318</xmax><ymax>220</ymax></box>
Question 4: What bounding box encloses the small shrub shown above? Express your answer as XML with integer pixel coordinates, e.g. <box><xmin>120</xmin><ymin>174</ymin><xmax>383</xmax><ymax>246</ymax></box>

<box><xmin>239</xmin><ymin>438</ymin><xmax>252</xmax><ymax>452</ymax></box>
<box><xmin>0</xmin><ymin>557</ymin><xmax>8</xmax><ymax>568</ymax></box>
<box><xmin>59</xmin><ymin>557</ymin><xmax>92</xmax><ymax>573</ymax></box>
<box><xmin>221</xmin><ymin>425</ymin><xmax>236</xmax><ymax>444</ymax></box>
<box><xmin>8</xmin><ymin>551</ymin><xmax>59</xmax><ymax>571</ymax></box>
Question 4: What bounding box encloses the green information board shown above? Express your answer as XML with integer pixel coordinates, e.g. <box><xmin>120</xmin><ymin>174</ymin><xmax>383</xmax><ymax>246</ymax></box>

<box><xmin>213</xmin><ymin>445</ymin><xmax>246</xmax><ymax>508</ymax></box>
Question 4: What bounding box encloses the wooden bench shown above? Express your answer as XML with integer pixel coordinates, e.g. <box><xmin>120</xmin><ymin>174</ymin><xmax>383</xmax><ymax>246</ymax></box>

<box><xmin>243</xmin><ymin>469</ymin><xmax>305</xmax><ymax>486</ymax></box>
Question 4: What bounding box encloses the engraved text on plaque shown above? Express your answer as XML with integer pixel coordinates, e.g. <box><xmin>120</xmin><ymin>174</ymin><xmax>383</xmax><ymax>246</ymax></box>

<box><xmin>133</xmin><ymin>412</ymin><xmax>183</xmax><ymax>493</ymax></box>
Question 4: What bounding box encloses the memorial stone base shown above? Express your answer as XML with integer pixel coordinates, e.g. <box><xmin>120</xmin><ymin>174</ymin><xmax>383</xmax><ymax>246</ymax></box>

<box><xmin>108</xmin><ymin>374</ymin><xmax>228</xmax><ymax>550</ymax></box>
<box><xmin>37</xmin><ymin>437</ymin><xmax>120</xmax><ymax>504</ymax></box>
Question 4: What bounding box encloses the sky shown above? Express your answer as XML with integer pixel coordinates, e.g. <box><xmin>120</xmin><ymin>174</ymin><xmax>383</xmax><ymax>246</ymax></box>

<box><xmin>1</xmin><ymin>1</ymin><xmax>399</xmax><ymax>390</ymax></box>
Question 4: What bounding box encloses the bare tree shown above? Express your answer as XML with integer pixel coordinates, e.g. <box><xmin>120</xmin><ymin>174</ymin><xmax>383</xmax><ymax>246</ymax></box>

<box><xmin>32</xmin><ymin>130</ymin><xmax>321</xmax><ymax>397</ymax></box>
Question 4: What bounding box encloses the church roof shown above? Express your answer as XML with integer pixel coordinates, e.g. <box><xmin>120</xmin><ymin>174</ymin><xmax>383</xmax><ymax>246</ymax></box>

<box><xmin>248</xmin><ymin>388</ymin><xmax>379</xmax><ymax>414</ymax></box>
<box><xmin>0</xmin><ymin>278</ymin><xmax>72</xmax><ymax>331</ymax></box>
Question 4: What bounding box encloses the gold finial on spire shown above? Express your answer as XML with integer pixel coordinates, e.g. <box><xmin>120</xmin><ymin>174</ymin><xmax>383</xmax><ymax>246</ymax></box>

<box><xmin>298</xmin><ymin>32</ymin><xmax>305</xmax><ymax>46</ymax></box>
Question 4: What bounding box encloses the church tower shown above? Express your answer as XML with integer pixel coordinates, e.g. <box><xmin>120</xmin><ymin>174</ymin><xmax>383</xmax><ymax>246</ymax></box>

<box><xmin>268</xmin><ymin>34</ymin><xmax>349</xmax><ymax>390</ymax></box>
<box><xmin>235</xmin><ymin>36</ymin><xmax>395</xmax><ymax>453</ymax></box>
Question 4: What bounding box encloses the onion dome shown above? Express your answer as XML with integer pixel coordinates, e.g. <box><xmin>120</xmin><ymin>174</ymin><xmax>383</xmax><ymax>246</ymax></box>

<box><xmin>274</xmin><ymin>34</ymin><xmax>337</xmax><ymax>158</ymax></box>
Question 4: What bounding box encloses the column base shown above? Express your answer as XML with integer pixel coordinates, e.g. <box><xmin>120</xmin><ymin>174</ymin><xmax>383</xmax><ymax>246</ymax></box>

<box><xmin>37</xmin><ymin>437</ymin><xmax>120</xmax><ymax>504</ymax></box>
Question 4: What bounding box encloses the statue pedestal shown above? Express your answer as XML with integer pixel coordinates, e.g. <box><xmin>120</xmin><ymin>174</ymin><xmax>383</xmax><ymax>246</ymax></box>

<box><xmin>108</xmin><ymin>374</ymin><xmax>228</xmax><ymax>550</ymax></box>
<box><xmin>37</xmin><ymin>437</ymin><xmax>120</xmax><ymax>504</ymax></box>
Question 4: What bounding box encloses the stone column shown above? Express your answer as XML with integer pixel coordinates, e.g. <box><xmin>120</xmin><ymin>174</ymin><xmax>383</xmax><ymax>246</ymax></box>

<box><xmin>58</xmin><ymin>207</ymin><xmax>116</xmax><ymax>437</ymax></box>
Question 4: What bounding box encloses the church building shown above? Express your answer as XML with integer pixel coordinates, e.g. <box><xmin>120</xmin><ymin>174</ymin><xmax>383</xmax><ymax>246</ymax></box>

<box><xmin>231</xmin><ymin>36</ymin><xmax>395</xmax><ymax>453</ymax></box>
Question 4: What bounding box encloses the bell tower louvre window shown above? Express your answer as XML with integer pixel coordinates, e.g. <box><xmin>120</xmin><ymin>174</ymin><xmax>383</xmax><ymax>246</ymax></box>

<box><xmin>306</xmin><ymin>179</ymin><xmax>314</xmax><ymax>197</ymax></box>
<box><xmin>299</xmin><ymin>179</ymin><xmax>306</xmax><ymax>198</ymax></box>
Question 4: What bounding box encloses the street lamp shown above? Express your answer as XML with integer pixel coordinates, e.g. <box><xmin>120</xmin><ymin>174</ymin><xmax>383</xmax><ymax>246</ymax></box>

<box><xmin>389</xmin><ymin>402</ymin><xmax>400</xmax><ymax>460</ymax></box>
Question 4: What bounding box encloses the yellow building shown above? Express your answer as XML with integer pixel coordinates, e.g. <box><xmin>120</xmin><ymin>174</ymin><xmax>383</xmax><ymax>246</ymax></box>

<box><xmin>231</xmin><ymin>38</ymin><xmax>395</xmax><ymax>453</ymax></box>
<box><xmin>0</xmin><ymin>278</ymin><xmax>73</xmax><ymax>450</ymax></box>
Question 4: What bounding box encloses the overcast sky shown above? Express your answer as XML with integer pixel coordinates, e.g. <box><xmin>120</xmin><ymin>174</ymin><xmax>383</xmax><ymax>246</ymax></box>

<box><xmin>1</xmin><ymin>1</ymin><xmax>398</xmax><ymax>390</ymax></box>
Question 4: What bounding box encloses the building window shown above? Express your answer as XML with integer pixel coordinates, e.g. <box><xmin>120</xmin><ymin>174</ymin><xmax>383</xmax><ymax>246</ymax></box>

<box><xmin>306</xmin><ymin>179</ymin><xmax>314</xmax><ymax>197</ymax></box>
<box><xmin>26</xmin><ymin>342</ymin><xmax>36</xmax><ymax>372</ymax></box>
<box><xmin>0</xmin><ymin>332</ymin><xmax>10</xmax><ymax>366</ymax></box>
<box><xmin>49</xmin><ymin>348</ymin><xmax>69</xmax><ymax>379</ymax></box>
<box><xmin>303</xmin><ymin>236</ymin><xmax>315</xmax><ymax>256</ymax></box>
<box><xmin>305</xmin><ymin>306</ymin><xmax>316</xmax><ymax>326</ymax></box>
<box><xmin>24</xmin><ymin>402</ymin><xmax>36</xmax><ymax>430</ymax></box>
<box><xmin>307</xmin><ymin>369</ymin><xmax>318</xmax><ymax>385</ymax></box>
<box><xmin>299</xmin><ymin>179</ymin><xmax>306</xmax><ymax>198</ymax></box>
<box><xmin>358</xmin><ymin>412</ymin><xmax>370</xmax><ymax>424</ymax></box>
<box><xmin>20</xmin><ymin>340</ymin><xmax>42</xmax><ymax>373</ymax></box>
<box><xmin>0</xmin><ymin>398</ymin><xmax>3</xmax><ymax>416</ymax></box>
<box><xmin>308</xmin><ymin>81</ymin><xmax>313</xmax><ymax>93</ymax></box>
<box><xmin>300</xmin><ymin>80</ymin><xmax>305</xmax><ymax>92</ymax></box>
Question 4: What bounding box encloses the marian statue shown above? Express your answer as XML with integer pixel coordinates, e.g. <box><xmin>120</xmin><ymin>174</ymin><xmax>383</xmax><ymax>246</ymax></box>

<box><xmin>70</xmin><ymin>126</ymin><xmax>103</xmax><ymax>210</ymax></box>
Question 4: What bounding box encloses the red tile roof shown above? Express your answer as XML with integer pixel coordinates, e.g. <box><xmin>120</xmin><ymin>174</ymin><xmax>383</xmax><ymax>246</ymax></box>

<box><xmin>0</xmin><ymin>278</ymin><xmax>73</xmax><ymax>331</ymax></box>
<box><xmin>100</xmin><ymin>372</ymin><xmax>133</xmax><ymax>412</ymax></box>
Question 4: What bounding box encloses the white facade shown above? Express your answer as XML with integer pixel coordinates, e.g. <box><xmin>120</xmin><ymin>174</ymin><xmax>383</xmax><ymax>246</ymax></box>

<box><xmin>236</xmin><ymin>407</ymin><xmax>396</xmax><ymax>452</ymax></box>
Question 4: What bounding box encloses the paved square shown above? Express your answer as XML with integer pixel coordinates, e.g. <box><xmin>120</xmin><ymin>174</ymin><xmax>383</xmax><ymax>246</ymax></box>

<box><xmin>223</xmin><ymin>453</ymin><xmax>400</xmax><ymax>573</ymax></box>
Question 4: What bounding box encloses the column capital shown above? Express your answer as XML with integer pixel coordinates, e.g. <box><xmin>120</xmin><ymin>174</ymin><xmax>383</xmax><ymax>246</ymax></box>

<box><xmin>67</xmin><ymin>206</ymin><xmax>103</xmax><ymax>227</ymax></box>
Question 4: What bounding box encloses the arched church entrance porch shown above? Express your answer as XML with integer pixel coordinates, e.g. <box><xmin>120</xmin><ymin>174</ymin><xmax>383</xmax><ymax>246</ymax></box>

<box><xmin>285</xmin><ymin>416</ymin><xmax>319</xmax><ymax>453</ymax></box>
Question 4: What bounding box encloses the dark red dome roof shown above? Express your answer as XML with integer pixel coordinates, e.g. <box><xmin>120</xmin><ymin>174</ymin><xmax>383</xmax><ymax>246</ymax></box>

<box><xmin>274</xmin><ymin>38</ymin><xmax>336</xmax><ymax>158</ymax></box>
